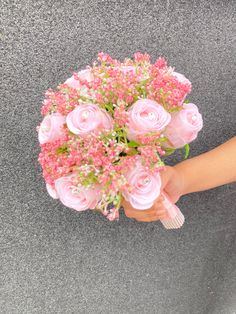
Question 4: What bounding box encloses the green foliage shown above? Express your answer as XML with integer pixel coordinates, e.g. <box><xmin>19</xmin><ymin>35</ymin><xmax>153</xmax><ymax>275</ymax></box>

<box><xmin>163</xmin><ymin>147</ymin><xmax>176</xmax><ymax>155</ymax></box>
<box><xmin>168</xmin><ymin>107</ymin><xmax>182</xmax><ymax>113</ymax></box>
<box><xmin>104</xmin><ymin>103</ymin><xmax>115</xmax><ymax>115</ymax></box>
<box><xmin>56</xmin><ymin>144</ymin><xmax>69</xmax><ymax>155</ymax></box>
<box><xmin>157</xmin><ymin>135</ymin><xmax>168</xmax><ymax>144</ymax></box>
<box><xmin>81</xmin><ymin>172</ymin><xmax>98</xmax><ymax>187</ymax></box>
<box><xmin>183</xmin><ymin>144</ymin><xmax>190</xmax><ymax>159</ymax></box>
<box><xmin>126</xmin><ymin>148</ymin><xmax>137</xmax><ymax>156</ymax></box>
<box><xmin>127</xmin><ymin>140</ymin><xmax>140</xmax><ymax>148</ymax></box>
<box><xmin>135</xmin><ymin>79</ymin><xmax>149</xmax><ymax>97</ymax></box>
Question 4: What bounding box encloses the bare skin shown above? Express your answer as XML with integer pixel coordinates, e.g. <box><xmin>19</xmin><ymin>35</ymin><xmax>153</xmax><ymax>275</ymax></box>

<box><xmin>123</xmin><ymin>136</ymin><xmax>236</xmax><ymax>222</ymax></box>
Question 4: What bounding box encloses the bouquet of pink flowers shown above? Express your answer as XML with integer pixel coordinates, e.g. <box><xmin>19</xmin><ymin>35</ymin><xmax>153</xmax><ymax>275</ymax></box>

<box><xmin>38</xmin><ymin>52</ymin><xmax>203</xmax><ymax>229</ymax></box>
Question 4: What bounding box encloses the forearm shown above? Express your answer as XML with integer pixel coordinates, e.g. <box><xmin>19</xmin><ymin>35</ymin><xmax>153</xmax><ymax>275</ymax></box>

<box><xmin>175</xmin><ymin>137</ymin><xmax>236</xmax><ymax>195</ymax></box>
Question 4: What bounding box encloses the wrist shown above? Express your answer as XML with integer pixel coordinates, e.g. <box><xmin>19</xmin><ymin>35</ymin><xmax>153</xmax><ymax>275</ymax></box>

<box><xmin>174</xmin><ymin>161</ymin><xmax>191</xmax><ymax>196</ymax></box>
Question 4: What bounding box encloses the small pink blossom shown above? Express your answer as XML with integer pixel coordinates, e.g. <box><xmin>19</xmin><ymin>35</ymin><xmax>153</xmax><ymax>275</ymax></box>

<box><xmin>66</xmin><ymin>104</ymin><xmax>113</xmax><ymax>136</ymax></box>
<box><xmin>114</xmin><ymin>104</ymin><xmax>129</xmax><ymax>126</ymax></box>
<box><xmin>153</xmin><ymin>57</ymin><xmax>167</xmax><ymax>69</ymax></box>
<box><xmin>97</xmin><ymin>52</ymin><xmax>119</xmax><ymax>65</ymax></box>
<box><xmin>106</xmin><ymin>209</ymin><xmax>119</xmax><ymax>221</ymax></box>
<box><xmin>41</xmin><ymin>99</ymin><xmax>52</xmax><ymax>116</ymax></box>
<box><xmin>165</xmin><ymin>103</ymin><xmax>203</xmax><ymax>148</ymax></box>
<box><xmin>103</xmin><ymin>206</ymin><xmax>119</xmax><ymax>221</ymax></box>
<box><xmin>38</xmin><ymin>113</ymin><xmax>66</xmax><ymax>144</ymax></box>
<box><xmin>134</xmin><ymin>52</ymin><xmax>150</xmax><ymax>63</ymax></box>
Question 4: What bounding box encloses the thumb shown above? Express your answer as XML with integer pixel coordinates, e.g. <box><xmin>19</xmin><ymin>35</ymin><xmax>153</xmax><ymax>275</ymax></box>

<box><xmin>160</xmin><ymin>166</ymin><xmax>173</xmax><ymax>192</ymax></box>
<box><xmin>160</xmin><ymin>166</ymin><xmax>181</xmax><ymax>203</ymax></box>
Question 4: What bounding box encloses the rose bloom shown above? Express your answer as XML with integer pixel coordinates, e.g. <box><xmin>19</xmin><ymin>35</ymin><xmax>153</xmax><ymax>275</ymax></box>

<box><xmin>54</xmin><ymin>174</ymin><xmax>100</xmax><ymax>211</ymax></box>
<box><xmin>127</xmin><ymin>99</ymin><xmax>171</xmax><ymax>141</ymax></box>
<box><xmin>66</xmin><ymin>103</ymin><xmax>113</xmax><ymax>136</ymax></box>
<box><xmin>38</xmin><ymin>113</ymin><xmax>66</xmax><ymax>144</ymax></box>
<box><xmin>164</xmin><ymin>103</ymin><xmax>203</xmax><ymax>148</ymax></box>
<box><xmin>120</xmin><ymin>66</ymin><xmax>136</xmax><ymax>74</ymax></box>
<box><xmin>64</xmin><ymin>69</ymin><xmax>93</xmax><ymax>89</ymax></box>
<box><xmin>122</xmin><ymin>160</ymin><xmax>162</xmax><ymax>210</ymax></box>
<box><xmin>46</xmin><ymin>183</ymin><xmax>59</xmax><ymax>199</ymax></box>
<box><xmin>173</xmin><ymin>71</ymin><xmax>191</xmax><ymax>85</ymax></box>
<box><xmin>173</xmin><ymin>71</ymin><xmax>191</xmax><ymax>105</ymax></box>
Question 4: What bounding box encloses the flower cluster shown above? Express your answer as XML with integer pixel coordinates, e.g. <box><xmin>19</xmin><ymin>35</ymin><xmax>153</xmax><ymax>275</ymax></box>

<box><xmin>38</xmin><ymin>52</ymin><xmax>203</xmax><ymax>220</ymax></box>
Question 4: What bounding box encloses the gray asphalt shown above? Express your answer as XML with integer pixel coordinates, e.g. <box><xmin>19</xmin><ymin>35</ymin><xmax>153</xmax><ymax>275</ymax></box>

<box><xmin>1</xmin><ymin>0</ymin><xmax>236</xmax><ymax>313</ymax></box>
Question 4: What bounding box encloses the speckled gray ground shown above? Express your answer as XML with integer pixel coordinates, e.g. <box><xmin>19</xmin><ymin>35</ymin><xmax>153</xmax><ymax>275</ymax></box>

<box><xmin>1</xmin><ymin>0</ymin><xmax>236</xmax><ymax>313</ymax></box>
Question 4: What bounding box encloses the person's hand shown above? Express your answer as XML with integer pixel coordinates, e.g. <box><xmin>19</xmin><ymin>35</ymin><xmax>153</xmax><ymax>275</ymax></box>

<box><xmin>122</xmin><ymin>166</ymin><xmax>186</xmax><ymax>222</ymax></box>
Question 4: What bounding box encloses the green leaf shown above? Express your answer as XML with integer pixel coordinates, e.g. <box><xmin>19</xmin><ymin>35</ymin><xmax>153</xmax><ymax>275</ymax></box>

<box><xmin>184</xmin><ymin>99</ymin><xmax>190</xmax><ymax>104</ymax></box>
<box><xmin>127</xmin><ymin>140</ymin><xmax>140</xmax><ymax>148</ymax></box>
<box><xmin>56</xmin><ymin>145</ymin><xmax>69</xmax><ymax>154</ymax></box>
<box><xmin>183</xmin><ymin>144</ymin><xmax>190</xmax><ymax>159</ymax></box>
<box><xmin>164</xmin><ymin>147</ymin><xmax>176</xmax><ymax>155</ymax></box>
<box><xmin>126</xmin><ymin>148</ymin><xmax>137</xmax><ymax>156</ymax></box>
<box><xmin>157</xmin><ymin>136</ymin><xmax>168</xmax><ymax>143</ymax></box>
<box><xmin>81</xmin><ymin>171</ymin><xmax>98</xmax><ymax>187</ymax></box>
<box><xmin>168</xmin><ymin>107</ymin><xmax>182</xmax><ymax>113</ymax></box>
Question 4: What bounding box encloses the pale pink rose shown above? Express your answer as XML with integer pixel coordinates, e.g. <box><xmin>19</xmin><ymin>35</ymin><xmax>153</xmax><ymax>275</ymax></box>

<box><xmin>173</xmin><ymin>71</ymin><xmax>191</xmax><ymax>85</ymax></box>
<box><xmin>65</xmin><ymin>76</ymin><xmax>80</xmax><ymax>89</ymax></box>
<box><xmin>66</xmin><ymin>103</ymin><xmax>113</xmax><ymax>136</ymax></box>
<box><xmin>127</xmin><ymin>99</ymin><xmax>171</xmax><ymax>141</ymax></box>
<box><xmin>164</xmin><ymin>103</ymin><xmax>203</xmax><ymax>148</ymax></box>
<box><xmin>173</xmin><ymin>72</ymin><xmax>191</xmax><ymax>104</ymax></box>
<box><xmin>38</xmin><ymin>113</ymin><xmax>66</xmax><ymax>144</ymax></box>
<box><xmin>65</xmin><ymin>69</ymin><xmax>93</xmax><ymax>89</ymax></box>
<box><xmin>122</xmin><ymin>161</ymin><xmax>162</xmax><ymax>210</ymax></box>
<box><xmin>46</xmin><ymin>183</ymin><xmax>59</xmax><ymax>199</ymax></box>
<box><xmin>120</xmin><ymin>66</ymin><xmax>136</xmax><ymax>74</ymax></box>
<box><xmin>55</xmin><ymin>174</ymin><xmax>100</xmax><ymax>211</ymax></box>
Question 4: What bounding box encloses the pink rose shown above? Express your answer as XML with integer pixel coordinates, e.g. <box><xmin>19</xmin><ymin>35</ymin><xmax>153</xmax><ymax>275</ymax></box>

<box><xmin>46</xmin><ymin>183</ymin><xmax>59</xmax><ymax>199</ymax></box>
<box><xmin>173</xmin><ymin>72</ymin><xmax>191</xmax><ymax>104</ymax></box>
<box><xmin>127</xmin><ymin>99</ymin><xmax>171</xmax><ymax>141</ymax></box>
<box><xmin>164</xmin><ymin>103</ymin><xmax>203</xmax><ymax>148</ymax></box>
<box><xmin>38</xmin><ymin>113</ymin><xmax>66</xmax><ymax>144</ymax></box>
<box><xmin>173</xmin><ymin>71</ymin><xmax>191</xmax><ymax>85</ymax></box>
<box><xmin>122</xmin><ymin>161</ymin><xmax>162</xmax><ymax>209</ymax></box>
<box><xmin>66</xmin><ymin>103</ymin><xmax>113</xmax><ymax>136</ymax></box>
<box><xmin>65</xmin><ymin>69</ymin><xmax>93</xmax><ymax>89</ymax></box>
<box><xmin>120</xmin><ymin>66</ymin><xmax>136</xmax><ymax>74</ymax></box>
<box><xmin>55</xmin><ymin>174</ymin><xmax>100</xmax><ymax>211</ymax></box>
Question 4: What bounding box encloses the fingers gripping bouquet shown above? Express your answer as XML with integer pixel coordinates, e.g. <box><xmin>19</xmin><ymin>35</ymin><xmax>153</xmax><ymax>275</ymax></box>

<box><xmin>38</xmin><ymin>52</ymin><xmax>203</xmax><ymax>229</ymax></box>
